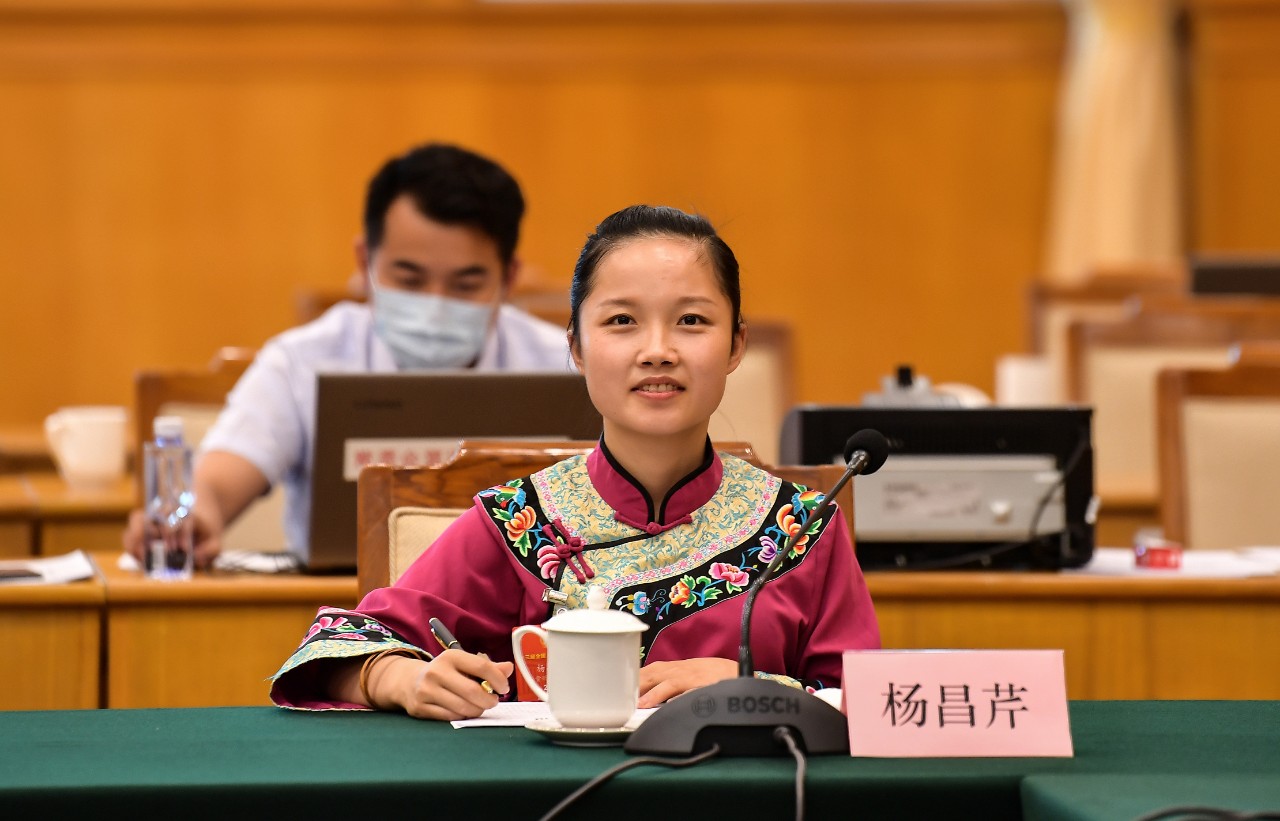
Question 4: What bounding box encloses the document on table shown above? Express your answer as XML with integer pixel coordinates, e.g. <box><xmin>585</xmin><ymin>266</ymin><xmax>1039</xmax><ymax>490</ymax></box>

<box><xmin>452</xmin><ymin>703</ymin><xmax>658</xmax><ymax>729</ymax></box>
<box><xmin>0</xmin><ymin>549</ymin><xmax>95</xmax><ymax>585</ymax></box>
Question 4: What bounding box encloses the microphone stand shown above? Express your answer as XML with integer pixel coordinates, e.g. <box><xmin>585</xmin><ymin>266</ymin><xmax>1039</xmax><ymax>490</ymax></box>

<box><xmin>623</xmin><ymin>450</ymin><xmax>873</xmax><ymax>757</ymax></box>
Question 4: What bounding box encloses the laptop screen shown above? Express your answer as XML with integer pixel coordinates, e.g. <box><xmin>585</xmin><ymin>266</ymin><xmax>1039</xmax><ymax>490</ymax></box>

<box><xmin>306</xmin><ymin>371</ymin><xmax>602</xmax><ymax>572</ymax></box>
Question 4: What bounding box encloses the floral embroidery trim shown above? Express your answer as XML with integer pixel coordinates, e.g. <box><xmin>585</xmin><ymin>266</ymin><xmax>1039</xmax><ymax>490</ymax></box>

<box><xmin>481</xmin><ymin>479</ymin><xmax>552</xmax><ymax>559</ymax></box>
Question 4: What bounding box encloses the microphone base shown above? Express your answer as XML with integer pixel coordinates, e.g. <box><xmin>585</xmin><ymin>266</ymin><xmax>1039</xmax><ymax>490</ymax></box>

<box><xmin>623</xmin><ymin>677</ymin><xmax>849</xmax><ymax>757</ymax></box>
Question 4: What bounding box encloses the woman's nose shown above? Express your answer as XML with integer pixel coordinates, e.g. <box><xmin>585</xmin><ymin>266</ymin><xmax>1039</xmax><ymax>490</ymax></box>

<box><xmin>639</xmin><ymin>327</ymin><xmax>676</xmax><ymax>366</ymax></box>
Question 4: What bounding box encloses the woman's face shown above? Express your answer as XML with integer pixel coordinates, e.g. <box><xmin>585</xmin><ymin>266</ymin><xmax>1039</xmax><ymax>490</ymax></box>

<box><xmin>570</xmin><ymin>236</ymin><xmax>745</xmax><ymax>448</ymax></box>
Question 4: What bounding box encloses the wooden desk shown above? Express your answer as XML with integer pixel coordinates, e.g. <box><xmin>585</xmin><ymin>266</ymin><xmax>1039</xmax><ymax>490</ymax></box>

<box><xmin>28</xmin><ymin>473</ymin><xmax>134</xmax><ymax>555</ymax></box>
<box><xmin>867</xmin><ymin>569</ymin><xmax>1280</xmax><ymax>700</ymax></box>
<box><xmin>0</xmin><ymin>572</ymin><xmax>103</xmax><ymax>710</ymax></box>
<box><xmin>0</xmin><ymin>472</ymin><xmax>134</xmax><ymax>557</ymax></box>
<box><xmin>94</xmin><ymin>551</ymin><xmax>358</xmax><ymax>708</ymax></box>
<box><xmin>0</xmin><ymin>475</ymin><xmax>36</xmax><ymax>558</ymax></box>
<box><xmin>0</xmin><ymin>424</ymin><xmax>55</xmax><ymax>473</ymax></box>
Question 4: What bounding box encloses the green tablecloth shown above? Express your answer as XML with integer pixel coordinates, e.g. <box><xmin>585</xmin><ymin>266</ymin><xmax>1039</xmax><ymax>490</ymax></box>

<box><xmin>1</xmin><ymin>702</ymin><xmax>1277</xmax><ymax>820</ymax></box>
<box><xmin>1021</xmin><ymin>775</ymin><xmax>1280</xmax><ymax>821</ymax></box>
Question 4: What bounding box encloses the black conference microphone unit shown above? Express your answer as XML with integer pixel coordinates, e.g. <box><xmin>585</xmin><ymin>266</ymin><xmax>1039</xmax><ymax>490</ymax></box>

<box><xmin>624</xmin><ymin>429</ymin><xmax>891</xmax><ymax>757</ymax></box>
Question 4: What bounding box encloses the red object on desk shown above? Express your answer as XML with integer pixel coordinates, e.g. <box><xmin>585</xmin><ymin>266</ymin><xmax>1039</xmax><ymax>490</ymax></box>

<box><xmin>1134</xmin><ymin>541</ymin><xmax>1183</xmax><ymax>569</ymax></box>
<box><xmin>514</xmin><ymin>630</ymin><xmax>547</xmax><ymax>701</ymax></box>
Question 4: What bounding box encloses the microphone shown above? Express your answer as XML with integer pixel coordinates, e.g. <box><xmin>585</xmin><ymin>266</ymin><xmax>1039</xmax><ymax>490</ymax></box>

<box><xmin>624</xmin><ymin>429</ymin><xmax>891</xmax><ymax>757</ymax></box>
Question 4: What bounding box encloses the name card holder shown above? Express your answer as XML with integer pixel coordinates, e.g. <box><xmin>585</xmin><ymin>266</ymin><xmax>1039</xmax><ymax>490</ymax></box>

<box><xmin>841</xmin><ymin>649</ymin><xmax>1074</xmax><ymax>758</ymax></box>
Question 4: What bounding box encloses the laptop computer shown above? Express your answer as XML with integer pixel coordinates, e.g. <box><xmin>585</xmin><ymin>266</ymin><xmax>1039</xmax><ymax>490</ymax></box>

<box><xmin>305</xmin><ymin>371</ymin><xmax>602</xmax><ymax>573</ymax></box>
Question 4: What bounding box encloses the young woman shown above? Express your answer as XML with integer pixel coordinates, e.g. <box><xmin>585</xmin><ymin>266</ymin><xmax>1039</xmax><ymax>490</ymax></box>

<box><xmin>270</xmin><ymin>205</ymin><xmax>880</xmax><ymax>719</ymax></box>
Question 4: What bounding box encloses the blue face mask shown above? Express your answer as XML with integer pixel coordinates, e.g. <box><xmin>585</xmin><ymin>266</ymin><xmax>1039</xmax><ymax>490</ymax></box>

<box><xmin>370</xmin><ymin>283</ymin><xmax>496</xmax><ymax>369</ymax></box>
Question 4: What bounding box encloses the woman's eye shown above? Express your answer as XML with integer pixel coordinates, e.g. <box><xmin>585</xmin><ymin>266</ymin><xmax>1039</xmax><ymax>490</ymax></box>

<box><xmin>678</xmin><ymin>314</ymin><xmax>706</xmax><ymax>326</ymax></box>
<box><xmin>606</xmin><ymin>315</ymin><xmax>634</xmax><ymax>326</ymax></box>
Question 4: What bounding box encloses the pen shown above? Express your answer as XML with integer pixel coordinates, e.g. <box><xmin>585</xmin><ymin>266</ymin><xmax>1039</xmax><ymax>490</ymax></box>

<box><xmin>428</xmin><ymin>617</ymin><xmax>495</xmax><ymax>694</ymax></box>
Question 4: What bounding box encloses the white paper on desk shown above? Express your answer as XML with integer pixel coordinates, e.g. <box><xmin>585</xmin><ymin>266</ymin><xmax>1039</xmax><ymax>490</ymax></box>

<box><xmin>1067</xmin><ymin>547</ymin><xmax>1277</xmax><ymax>579</ymax></box>
<box><xmin>118</xmin><ymin>549</ymin><xmax>300</xmax><ymax>575</ymax></box>
<box><xmin>0</xmin><ymin>549</ymin><xmax>95</xmax><ymax>585</ymax></box>
<box><xmin>213</xmin><ymin>550</ymin><xmax>301</xmax><ymax>574</ymax></box>
<box><xmin>452</xmin><ymin>703</ymin><xmax>657</xmax><ymax>729</ymax></box>
<box><xmin>1240</xmin><ymin>547</ymin><xmax>1280</xmax><ymax>573</ymax></box>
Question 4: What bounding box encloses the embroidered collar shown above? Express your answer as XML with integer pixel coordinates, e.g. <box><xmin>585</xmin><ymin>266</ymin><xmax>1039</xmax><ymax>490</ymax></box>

<box><xmin>589</xmin><ymin>438</ymin><xmax>721</xmax><ymax>530</ymax></box>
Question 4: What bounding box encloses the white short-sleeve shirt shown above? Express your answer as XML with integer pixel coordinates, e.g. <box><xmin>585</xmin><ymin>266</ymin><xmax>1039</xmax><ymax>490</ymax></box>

<box><xmin>199</xmin><ymin>301</ymin><xmax>572</xmax><ymax>555</ymax></box>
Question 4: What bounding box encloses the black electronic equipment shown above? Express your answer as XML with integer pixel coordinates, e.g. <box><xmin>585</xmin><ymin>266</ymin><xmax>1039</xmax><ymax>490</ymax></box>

<box><xmin>779</xmin><ymin>406</ymin><xmax>1095</xmax><ymax>571</ymax></box>
<box><xmin>1190</xmin><ymin>255</ymin><xmax>1280</xmax><ymax>297</ymax></box>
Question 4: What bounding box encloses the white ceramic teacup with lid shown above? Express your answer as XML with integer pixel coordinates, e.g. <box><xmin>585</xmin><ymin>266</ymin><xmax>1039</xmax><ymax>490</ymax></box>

<box><xmin>512</xmin><ymin>586</ymin><xmax>648</xmax><ymax>729</ymax></box>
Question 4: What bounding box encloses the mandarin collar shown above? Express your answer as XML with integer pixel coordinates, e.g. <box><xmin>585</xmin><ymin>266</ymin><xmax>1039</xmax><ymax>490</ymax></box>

<box><xmin>586</xmin><ymin>438</ymin><xmax>722</xmax><ymax>529</ymax></box>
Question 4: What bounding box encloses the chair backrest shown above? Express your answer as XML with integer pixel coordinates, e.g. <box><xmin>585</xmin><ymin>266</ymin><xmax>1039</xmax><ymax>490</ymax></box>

<box><xmin>294</xmin><ymin>287</ymin><xmax>361</xmax><ymax>324</ymax></box>
<box><xmin>353</xmin><ymin>439</ymin><xmax>853</xmax><ymax>599</ymax></box>
<box><xmin>1026</xmin><ymin>267</ymin><xmax>1183</xmax><ymax>402</ymax></box>
<box><xmin>356</xmin><ymin>439</ymin><xmax>601</xmax><ymax>597</ymax></box>
<box><xmin>1066</xmin><ymin>310</ymin><xmax>1280</xmax><ymax>504</ymax></box>
<box><xmin>1157</xmin><ymin>362</ymin><xmax>1280</xmax><ymax>549</ymax></box>
<box><xmin>1231</xmin><ymin>340</ymin><xmax>1280</xmax><ymax>367</ymax></box>
<box><xmin>708</xmin><ymin>318</ymin><xmax>795</xmax><ymax>466</ymax></box>
<box><xmin>133</xmin><ymin>347</ymin><xmax>287</xmax><ymax>552</ymax></box>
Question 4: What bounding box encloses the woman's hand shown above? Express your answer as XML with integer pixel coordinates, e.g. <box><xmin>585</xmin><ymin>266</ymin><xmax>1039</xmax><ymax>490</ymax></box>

<box><xmin>122</xmin><ymin>505</ymin><xmax>223</xmax><ymax>570</ymax></box>
<box><xmin>370</xmin><ymin>651</ymin><xmax>513</xmax><ymax>721</ymax></box>
<box><xmin>637</xmin><ymin>657</ymin><xmax>737</xmax><ymax>708</ymax></box>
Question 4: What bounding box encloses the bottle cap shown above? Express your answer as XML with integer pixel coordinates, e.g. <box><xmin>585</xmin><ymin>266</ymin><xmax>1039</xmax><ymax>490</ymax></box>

<box><xmin>153</xmin><ymin>416</ymin><xmax>185</xmax><ymax>442</ymax></box>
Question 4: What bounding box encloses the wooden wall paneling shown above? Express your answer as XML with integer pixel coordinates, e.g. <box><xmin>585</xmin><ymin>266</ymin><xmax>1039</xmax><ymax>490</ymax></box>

<box><xmin>0</xmin><ymin>2</ymin><xmax>1065</xmax><ymax>428</ymax></box>
<box><xmin>1186</xmin><ymin>0</ymin><xmax>1280</xmax><ymax>252</ymax></box>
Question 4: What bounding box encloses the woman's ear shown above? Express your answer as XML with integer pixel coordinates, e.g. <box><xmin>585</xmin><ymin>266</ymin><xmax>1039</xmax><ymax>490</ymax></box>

<box><xmin>727</xmin><ymin>320</ymin><xmax>747</xmax><ymax>375</ymax></box>
<box><xmin>568</xmin><ymin>330</ymin><xmax>585</xmax><ymax>373</ymax></box>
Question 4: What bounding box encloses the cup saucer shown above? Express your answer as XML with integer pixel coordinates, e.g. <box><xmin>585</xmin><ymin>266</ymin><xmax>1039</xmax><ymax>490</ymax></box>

<box><xmin>525</xmin><ymin>717</ymin><xmax>634</xmax><ymax>747</ymax></box>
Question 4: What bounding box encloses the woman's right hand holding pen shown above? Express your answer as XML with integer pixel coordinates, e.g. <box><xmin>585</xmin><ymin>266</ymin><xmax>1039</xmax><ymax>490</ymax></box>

<box><xmin>366</xmin><ymin>652</ymin><xmax>513</xmax><ymax>721</ymax></box>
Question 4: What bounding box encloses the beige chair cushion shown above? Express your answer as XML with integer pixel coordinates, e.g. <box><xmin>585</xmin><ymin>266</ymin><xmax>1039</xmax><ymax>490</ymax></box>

<box><xmin>387</xmin><ymin>507</ymin><xmax>466</xmax><ymax>585</ymax></box>
<box><xmin>1183</xmin><ymin>397</ymin><xmax>1280</xmax><ymax>550</ymax></box>
<box><xmin>1043</xmin><ymin>301</ymin><xmax>1136</xmax><ymax>403</ymax></box>
<box><xmin>1085</xmin><ymin>346</ymin><xmax>1231</xmax><ymax>500</ymax></box>
<box><xmin>158</xmin><ymin>401</ymin><xmax>287</xmax><ymax>553</ymax></box>
<box><xmin>709</xmin><ymin>336</ymin><xmax>788</xmax><ymax>465</ymax></box>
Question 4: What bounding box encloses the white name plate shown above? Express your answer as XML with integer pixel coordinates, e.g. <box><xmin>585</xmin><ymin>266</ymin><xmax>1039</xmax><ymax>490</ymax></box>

<box><xmin>841</xmin><ymin>649</ymin><xmax>1074</xmax><ymax>758</ymax></box>
<box><xmin>342</xmin><ymin>437</ymin><xmax>462</xmax><ymax>481</ymax></box>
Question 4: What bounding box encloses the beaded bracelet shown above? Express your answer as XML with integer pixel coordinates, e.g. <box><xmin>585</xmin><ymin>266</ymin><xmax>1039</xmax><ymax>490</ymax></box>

<box><xmin>358</xmin><ymin>648</ymin><xmax>421</xmax><ymax>708</ymax></box>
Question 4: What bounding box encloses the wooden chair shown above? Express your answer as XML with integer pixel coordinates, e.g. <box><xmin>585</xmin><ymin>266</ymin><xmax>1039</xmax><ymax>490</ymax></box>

<box><xmin>1065</xmin><ymin>310</ymin><xmax>1280</xmax><ymax>510</ymax></box>
<box><xmin>294</xmin><ymin>287</ymin><xmax>362</xmax><ymax>324</ymax></box>
<box><xmin>1157</xmin><ymin>361</ymin><xmax>1280</xmax><ymax>549</ymax></box>
<box><xmin>1232</xmin><ymin>340</ymin><xmax>1280</xmax><ymax>367</ymax></box>
<box><xmin>1025</xmin><ymin>266</ymin><xmax>1183</xmax><ymax>402</ymax></box>
<box><xmin>354</xmin><ymin>438</ymin><xmax>850</xmax><ymax>599</ymax></box>
<box><xmin>1129</xmin><ymin>292</ymin><xmax>1280</xmax><ymax>324</ymax></box>
<box><xmin>133</xmin><ymin>346</ymin><xmax>255</xmax><ymax>495</ymax></box>
<box><xmin>133</xmin><ymin>346</ymin><xmax>288</xmax><ymax>552</ymax></box>
<box><xmin>708</xmin><ymin>318</ymin><xmax>795</xmax><ymax>466</ymax></box>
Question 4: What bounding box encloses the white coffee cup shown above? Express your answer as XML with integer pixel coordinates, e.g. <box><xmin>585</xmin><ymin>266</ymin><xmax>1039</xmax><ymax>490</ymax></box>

<box><xmin>512</xmin><ymin>587</ymin><xmax>648</xmax><ymax>729</ymax></box>
<box><xmin>44</xmin><ymin>405</ymin><xmax>128</xmax><ymax>489</ymax></box>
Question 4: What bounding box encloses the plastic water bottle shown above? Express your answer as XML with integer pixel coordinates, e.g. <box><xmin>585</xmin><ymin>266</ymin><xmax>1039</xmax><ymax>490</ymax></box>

<box><xmin>143</xmin><ymin>416</ymin><xmax>195</xmax><ymax>580</ymax></box>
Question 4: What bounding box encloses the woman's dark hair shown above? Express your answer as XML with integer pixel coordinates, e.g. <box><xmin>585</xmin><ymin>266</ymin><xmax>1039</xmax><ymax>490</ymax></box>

<box><xmin>568</xmin><ymin>205</ymin><xmax>742</xmax><ymax>340</ymax></box>
<box><xmin>363</xmin><ymin>142</ymin><xmax>524</xmax><ymax>264</ymax></box>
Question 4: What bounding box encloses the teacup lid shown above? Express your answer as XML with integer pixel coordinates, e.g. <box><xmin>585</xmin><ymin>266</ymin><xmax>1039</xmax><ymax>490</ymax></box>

<box><xmin>542</xmin><ymin>586</ymin><xmax>648</xmax><ymax>635</ymax></box>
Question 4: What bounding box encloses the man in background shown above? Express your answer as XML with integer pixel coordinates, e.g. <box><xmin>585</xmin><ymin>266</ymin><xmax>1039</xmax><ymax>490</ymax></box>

<box><xmin>124</xmin><ymin>142</ymin><xmax>570</xmax><ymax>567</ymax></box>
